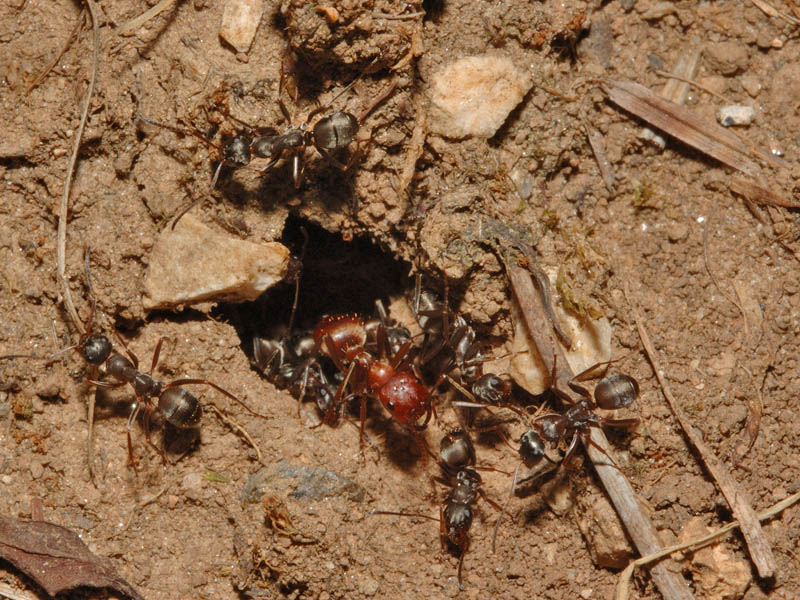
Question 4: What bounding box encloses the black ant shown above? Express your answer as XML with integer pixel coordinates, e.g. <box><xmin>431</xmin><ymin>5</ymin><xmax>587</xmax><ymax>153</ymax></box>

<box><xmin>138</xmin><ymin>66</ymin><xmax>396</xmax><ymax>193</ymax></box>
<box><xmin>372</xmin><ymin>467</ymin><xmax>503</xmax><ymax>589</ymax></box>
<box><xmin>89</xmin><ymin>335</ymin><xmax>268</xmax><ymax>470</ymax></box>
<box><xmin>252</xmin><ymin>332</ymin><xmax>341</xmax><ymax>422</ymax></box>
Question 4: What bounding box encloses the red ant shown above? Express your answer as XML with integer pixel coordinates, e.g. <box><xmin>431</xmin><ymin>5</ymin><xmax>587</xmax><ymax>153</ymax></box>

<box><xmin>313</xmin><ymin>312</ymin><xmax>433</xmax><ymax>464</ymax></box>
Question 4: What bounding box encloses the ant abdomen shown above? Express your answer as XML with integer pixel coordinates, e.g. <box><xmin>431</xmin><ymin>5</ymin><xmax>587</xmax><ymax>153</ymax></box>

<box><xmin>158</xmin><ymin>387</ymin><xmax>203</xmax><ymax>429</ymax></box>
<box><xmin>594</xmin><ymin>373</ymin><xmax>639</xmax><ymax>410</ymax></box>
<box><xmin>313</xmin><ymin>111</ymin><xmax>358</xmax><ymax>152</ymax></box>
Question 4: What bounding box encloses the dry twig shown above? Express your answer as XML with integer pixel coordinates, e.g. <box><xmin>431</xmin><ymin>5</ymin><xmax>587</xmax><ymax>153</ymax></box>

<box><xmin>507</xmin><ymin>265</ymin><xmax>695</xmax><ymax>600</ymax></box>
<box><xmin>116</xmin><ymin>0</ymin><xmax>180</xmax><ymax>37</ymax></box>
<box><xmin>25</xmin><ymin>9</ymin><xmax>85</xmax><ymax>95</ymax></box>
<box><xmin>207</xmin><ymin>403</ymin><xmax>263</xmax><ymax>462</ymax></box>
<box><xmin>615</xmin><ymin>491</ymin><xmax>800</xmax><ymax>600</ymax></box>
<box><xmin>623</xmin><ymin>278</ymin><xmax>776</xmax><ymax>579</ymax></box>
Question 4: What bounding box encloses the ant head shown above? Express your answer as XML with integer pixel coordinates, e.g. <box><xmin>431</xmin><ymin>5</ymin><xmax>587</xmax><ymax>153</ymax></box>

<box><xmin>519</xmin><ymin>430</ymin><xmax>546</xmax><ymax>467</ymax></box>
<box><xmin>81</xmin><ymin>334</ymin><xmax>112</xmax><ymax>366</ymax></box>
<box><xmin>223</xmin><ymin>136</ymin><xmax>252</xmax><ymax>167</ymax></box>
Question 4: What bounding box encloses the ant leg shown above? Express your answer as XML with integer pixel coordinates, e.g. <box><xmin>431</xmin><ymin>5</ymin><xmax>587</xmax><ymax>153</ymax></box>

<box><xmin>126</xmin><ymin>401</ymin><xmax>143</xmax><ymax>473</ymax></box>
<box><xmin>413</xmin><ymin>430</ymin><xmax>432</xmax><ymax>468</ymax></box>
<box><xmin>150</xmin><ymin>337</ymin><xmax>164</xmax><ymax>374</ymax></box>
<box><xmin>112</xmin><ymin>331</ymin><xmax>140</xmax><ymax>370</ymax></box>
<box><xmin>142</xmin><ymin>406</ymin><xmax>167</xmax><ymax>465</ymax></box>
<box><xmin>456</xmin><ymin>538</ymin><xmax>469</xmax><ymax>591</ymax></box>
<box><xmin>292</xmin><ymin>152</ymin><xmax>306</xmax><ymax>189</ymax></box>
<box><xmin>561</xmin><ymin>433</ymin><xmax>583</xmax><ymax>471</ymax></box>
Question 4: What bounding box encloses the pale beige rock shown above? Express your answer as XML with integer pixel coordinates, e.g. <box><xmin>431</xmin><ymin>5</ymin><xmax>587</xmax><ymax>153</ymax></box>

<box><xmin>679</xmin><ymin>517</ymin><xmax>751</xmax><ymax>600</ymax></box>
<box><xmin>142</xmin><ymin>214</ymin><xmax>289</xmax><ymax>310</ymax></box>
<box><xmin>428</xmin><ymin>55</ymin><xmax>532</xmax><ymax>139</ymax></box>
<box><xmin>219</xmin><ymin>0</ymin><xmax>264</xmax><ymax>54</ymax></box>
<box><xmin>509</xmin><ymin>268</ymin><xmax>612</xmax><ymax>395</ymax></box>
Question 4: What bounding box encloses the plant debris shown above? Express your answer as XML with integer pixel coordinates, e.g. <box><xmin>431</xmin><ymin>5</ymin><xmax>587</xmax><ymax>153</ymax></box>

<box><xmin>0</xmin><ymin>515</ymin><xmax>144</xmax><ymax>600</ymax></box>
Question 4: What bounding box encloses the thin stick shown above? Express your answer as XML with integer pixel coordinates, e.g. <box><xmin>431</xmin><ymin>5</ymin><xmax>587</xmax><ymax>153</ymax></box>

<box><xmin>653</xmin><ymin>69</ymin><xmax>730</xmax><ymax>104</ymax></box>
<box><xmin>57</xmin><ymin>0</ymin><xmax>99</xmax><ymax>333</ymax></box>
<box><xmin>623</xmin><ymin>277</ymin><xmax>776</xmax><ymax>579</ymax></box>
<box><xmin>116</xmin><ymin>0</ymin><xmax>179</xmax><ymax>37</ymax></box>
<box><xmin>702</xmin><ymin>216</ymin><xmax>748</xmax><ymax>338</ymax></box>
<box><xmin>206</xmin><ymin>403</ymin><xmax>263</xmax><ymax>462</ymax></box>
<box><xmin>615</xmin><ymin>491</ymin><xmax>800</xmax><ymax>600</ymax></box>
<box><xmin>507</xmin><ymin>265</ymin><xmax>695</xmax><ymax>600</ymax></box>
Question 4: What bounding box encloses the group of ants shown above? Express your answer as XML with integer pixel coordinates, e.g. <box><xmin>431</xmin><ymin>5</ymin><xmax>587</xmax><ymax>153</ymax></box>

<box><xmin>2</xmin><ymin>263</ymin><xmax>640</xmax><ymax>589</ymax></box>
<box><xmin>1</xmin><ymin>65</ymin><xmax>642</xmax><ymax>589</ymax></box>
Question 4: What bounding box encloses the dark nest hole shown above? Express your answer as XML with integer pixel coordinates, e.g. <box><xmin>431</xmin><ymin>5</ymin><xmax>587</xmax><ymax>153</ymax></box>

<box><xmin>217</xmin><ymin>213</ymin><xmax>410</xmax><ymax>341</ymax></box>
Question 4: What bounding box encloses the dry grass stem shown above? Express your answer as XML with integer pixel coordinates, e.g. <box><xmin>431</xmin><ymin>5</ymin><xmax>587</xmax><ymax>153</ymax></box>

<box><xmin>116</xmin><ymin>0</ymin><xmax>180</xmax><ymax>37</ymax></box>
<box><xmin>615</xmin><ymin>491</ymin><xmax>800</xmax><ymax>600</ymax></box>
<box><xmin>623</xmin><ymin>277</ymin><xmax>776</xmax><ymax>579</ymax></box>
<box><xmin>603</xmin><ymin>79</ymin><xmax>786</xmax><ymax>174</ymax></box>
<box><xmin>507</xmin><ymin>265</ymin><xmax>695</xmax><ymax>600</ymax></box>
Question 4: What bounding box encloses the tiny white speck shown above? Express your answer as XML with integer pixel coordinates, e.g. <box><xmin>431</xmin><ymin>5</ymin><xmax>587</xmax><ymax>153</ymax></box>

<box><xmin>697</xmin><ymin>216</ymin><xmax>705</xmax><ymax>223</ymax></box>
<box><xmin>640</xmin><ymin>223</ymin><xmax>648</xmax><ymax>231</ymax></box>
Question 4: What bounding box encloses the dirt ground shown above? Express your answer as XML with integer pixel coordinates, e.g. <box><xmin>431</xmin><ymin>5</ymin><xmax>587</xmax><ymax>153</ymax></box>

<box><xmin>1</xmin><ymin>0</ymin><xmax>799</xmax><ymax>599</ymax></box>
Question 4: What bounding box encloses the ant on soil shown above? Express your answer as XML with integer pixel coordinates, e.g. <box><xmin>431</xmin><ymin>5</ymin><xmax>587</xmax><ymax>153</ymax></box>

<box><xmin>312</xmin><ymin>309</ymin><xmax>433</xmax><ymax>464</ymax></box>
<box><xmin>1</xmin><ymin>252</ymin><xmax>267</xmax><ymax>471</ymax></box>
<box><xmin>138</xmin><ymin>61</ymin><xmax>397</xmax><ymax>197</ymax></box>
<box><xmin>372</xmin><ymin>464</ymin><xmax>505</xmax><ymax>589</ymax></box>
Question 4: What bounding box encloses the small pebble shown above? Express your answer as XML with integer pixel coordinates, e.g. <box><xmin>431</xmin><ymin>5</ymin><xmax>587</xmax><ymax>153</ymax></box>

<box><xmin>30</xmin><ymin>460</ymin><xmax>44</xmax><ymax>479</ymax></box>
<box><xmin>142</xmin><ymin>214</ymin><xmax>289</xmax><ymax>310</ymax></box>
<box><xmin>705</xmin><ymin>41</ymin><xmax>748</xmax><ymax>75</ymax></box>
<box><xmin>428</xmin><ymin>54</ymin><xmax>532</xmax><ymax>139</ymax></box>
<box><xmin>667</xmin><ymin>222</ymin><xmax>689</xmax><ymax>242</ymax></box>
<box><xmin>219</xmin><ymin>0</ymin><xmax>264</xmax><ymax>54</ymax></box>
<box><xmin>1</xmin><ymin>475</ymin><xmax>12</xmax><ymax>485</ymax></box>
<box><xmin>718</xmin><ymin>105</ymin><xmax>755</xmax><ymax>127</ymax></box>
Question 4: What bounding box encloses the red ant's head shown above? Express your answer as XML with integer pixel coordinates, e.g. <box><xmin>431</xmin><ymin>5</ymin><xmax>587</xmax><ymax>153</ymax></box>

<box><xmin>379</xmin><ymin>371</ymin><xmax>429</xmax><ymax>426</ymax></box>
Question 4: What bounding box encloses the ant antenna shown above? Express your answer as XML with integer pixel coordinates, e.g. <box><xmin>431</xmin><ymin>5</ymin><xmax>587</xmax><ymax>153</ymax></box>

<box><xmin>286</xmin><ymin>226</ymin><xmax>309</xmax><ymax>337</ymax></box>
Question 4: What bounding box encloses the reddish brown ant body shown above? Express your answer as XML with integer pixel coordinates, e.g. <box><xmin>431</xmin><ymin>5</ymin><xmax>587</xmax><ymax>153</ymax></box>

<box><xmin>313</xmin><ymin>312</ymin><xmax>433</xmax><ymax>464</ymax></box>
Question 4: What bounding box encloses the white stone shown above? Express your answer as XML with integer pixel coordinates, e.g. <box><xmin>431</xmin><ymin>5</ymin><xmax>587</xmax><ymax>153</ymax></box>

<box><xmin>717</xmin><ymin>105</ymin><xmax>755</xmax><ymax>127</ymax></box>
<box><xmin>428</xmin><ymin>55</ymin><xmax>532</xmax><ymax>139</ymax></box>
<box><xmin>142</xmin><ymin>214</ymin><xmax>289</xmax><ymax>310</ymax></box>
<box><xmin>508</xmin><ymin>268</ymin><xmax>612</xmax><ymax>395</ymax></box>
<box><xmin>219</xmin><ymin>0</ymin><xmax>264</xmax><ymax>54</ymax></box>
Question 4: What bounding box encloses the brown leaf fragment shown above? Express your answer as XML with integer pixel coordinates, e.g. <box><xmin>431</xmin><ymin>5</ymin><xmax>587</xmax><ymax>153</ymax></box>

<box><xmin>603</xmin><ymin>79</ymin><xmax>781</xmax><ymax>175</ymax></box>
<box><xmin>0</xmin><ymin>515</ymin><xmax>144</xmax><ymax>600</ymax></box>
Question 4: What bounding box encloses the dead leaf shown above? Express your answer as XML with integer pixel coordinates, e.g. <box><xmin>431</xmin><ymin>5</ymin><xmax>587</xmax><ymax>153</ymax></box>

<box><xmin>0</xmin><ymin>515</ymin><xmax>144</xmax><ymax>600</ymax></box>
<box><xmin>602</xmin><ymin>79</ymin><xmax>787</xmax><ymax>175</ymax></box>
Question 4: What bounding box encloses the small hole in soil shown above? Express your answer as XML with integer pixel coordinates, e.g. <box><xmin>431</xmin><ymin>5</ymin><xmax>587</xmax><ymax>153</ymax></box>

<box><xmin>218</xmin><ymin>213</ymin><xmax>410</xmax><ymax>357</ymax></box>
